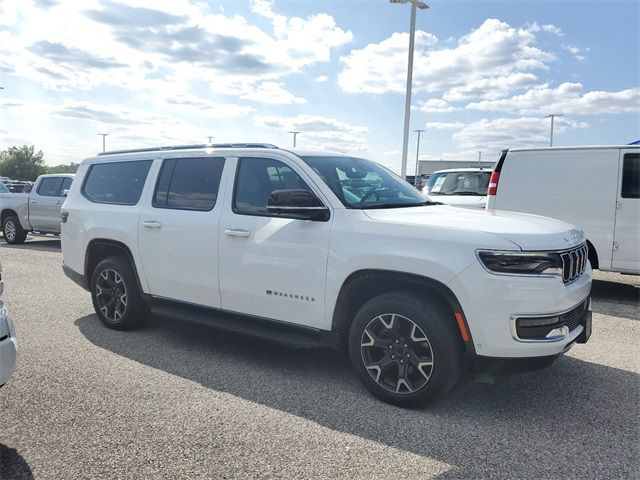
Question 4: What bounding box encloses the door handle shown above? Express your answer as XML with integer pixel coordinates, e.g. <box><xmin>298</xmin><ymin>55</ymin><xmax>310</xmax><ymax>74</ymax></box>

<box><xmin>143</xmin><ymin>220</ymin><xmax>163</xmax><ymax>229</ymax></box>
<box><xmin>54</xmin><ymin>201</ymin><xmax>62</xmax><ymax>205</ymax></box>
<box><xmin>225</xmin><ymin>229</ymin><xmax>251</xmax><ymax>237</ymax></box>
<box><xmin>29</xmin><ymin>200</ymin><xmax>37</xmax><ymax>204</ymax></box>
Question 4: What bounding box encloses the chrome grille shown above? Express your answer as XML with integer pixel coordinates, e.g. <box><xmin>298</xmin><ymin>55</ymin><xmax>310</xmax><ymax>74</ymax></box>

<box><xmin>560</xmin><ymin>243</ymin><xmax>588</xmax><ymax>283</ymax></box>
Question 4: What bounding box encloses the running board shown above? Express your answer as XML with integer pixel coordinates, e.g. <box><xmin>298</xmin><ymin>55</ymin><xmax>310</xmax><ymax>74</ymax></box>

<box><xmin>150</xmin><ymin>301</ymin><xmax>338</xmax><ymax>350</ymax></box>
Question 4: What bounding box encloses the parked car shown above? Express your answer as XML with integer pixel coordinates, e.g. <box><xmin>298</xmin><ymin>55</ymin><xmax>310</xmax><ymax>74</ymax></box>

<box><xmin>62</xmin><ymin>144</ymin><xmax>592</xmax><ymax>407</ymax></box>
<box><xmin>0</xmin><ymin>173</ymin><xmax>74</xmax><ymax>244</ymax></box>
<box><xmin>0</xmin><ymin>260</ymin><xmax>17</xmax><ymax>388</ymax></box>
<box><xmin>487</xmin><ymin>146</ymin><xmax>639</xmax><ymax>275</ymax></box>
<box><xmin>424</xmin><ymin>168</ymin><xmax>491</xmax><ymax>209</ymax></box>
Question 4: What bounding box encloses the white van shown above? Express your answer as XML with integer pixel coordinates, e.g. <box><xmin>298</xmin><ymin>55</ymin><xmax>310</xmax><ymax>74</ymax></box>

<box><xmin>487</xmin><ymin>146</ymin><xmax>640</xmax><ymax>275</ymax></box>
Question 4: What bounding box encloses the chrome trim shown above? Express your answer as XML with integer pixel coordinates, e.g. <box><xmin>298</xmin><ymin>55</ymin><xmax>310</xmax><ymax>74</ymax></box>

<box><xmin>475</xmin><ymin>242</ymin><xmax>588</xmax><ymax>284</ymax></box>
<box><xmin>509</xmin><ymin>296</ymin><xmax>590</xmax><ymax>343</ymax></box>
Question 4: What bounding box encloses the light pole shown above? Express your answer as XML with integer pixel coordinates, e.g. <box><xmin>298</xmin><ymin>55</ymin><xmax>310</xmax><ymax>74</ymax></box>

<box><xmin>545</xmin><ymin>114</ymin><xmax>563</xmax><ymax>147</ymax></box>
<box><xmin>478</xmin><ymin>151</ymin><xmax>482</xmax><ymax>163</ymax></box>
<box><xmin>413</xmin><ymin>129</ymin><xmax>425</xmax><ymax>183</ymax></box>
<box><xmin>207</xmin><ymin>136</ymin><xmax>214</xmax><ymax>144</ymax></box>
<box><xmin>288</xmin><ymin>131</ymin><xmax>300</xmax><ymax>148</ymax></box>
<box><xmin>98</xmin><ymin>133</ymin><xmax>109</xmax><ymax>153</ymax></box>
<box><xmin>390</xmin><ymin>0</ymin><xmax>429</xmax><ymax>179</ymax></box>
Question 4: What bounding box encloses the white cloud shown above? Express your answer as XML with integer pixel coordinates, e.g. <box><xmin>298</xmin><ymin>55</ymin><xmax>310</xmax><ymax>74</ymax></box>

<box><xmin>542</xmin><ymin>24</ymin><xmax>564</xmax><ymax>36</ymax></box>
<box><xmin>0</xmin><ymin>0</ymin><xmax>351</xmax><ymax>99</ymax></box>
<box><xmin>562</xmin><ymin>44</ymin><xmax>589</xmax><ymax>61</ymax></box>
<box><xmin>453</xmin><ymin>116</ymin><xmax>588</xmax><ymax>151</ymax></box>
<box><xmin>466</xmin><ymin>83</ymin><xmax>640</xmax><ymax>115</ymax></box>
<box><xmin>315</xmin><ymin>75</ymin><xmax>329</xmax><ymax>83</ymax></box>
<box><xmin>253</xmin><ymin>114</ymin><xmax>369</xmax><ymax>152</ymax></box>
<box><xmin>425</xmin><ymin>122</ymin><xmax>465</xmax><ymax>130</ymax></box>
<box><xmin>418</xmin><ymin>99</ymin><xmax>459</xmax><ymax>113</ymax></box>
<box><xmin>240</xmin><ymin>81</ymin><xmax>306</xmax><ymax>105</ymax></box>
<box><xmin>339</xmin><ymin>19</ymin><xmax>554</xmax><ymax>95</ymax></box>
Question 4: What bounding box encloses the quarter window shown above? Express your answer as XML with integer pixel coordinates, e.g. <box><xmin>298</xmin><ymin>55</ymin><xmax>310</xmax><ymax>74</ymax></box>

<box><xmin>621</xmin><ymin>153</ymin><xmax>639</xmax><ymax>199</ymax></box>
<box><xmin>82</xmin><ymin>160</ymin><xmax>152</xmax><ymax>205</ymax></box>
<box><xmin>153</xmin><ymin>157</ymin><xmax>225</xmax><ymax>211</ymax></box>
<box><xmin>37</xmin><ymin>177</ymin><xmax>63</xmax><ymax>197</ymax></box>
<box><xmin>234</xmin><ymin>157</ymin><xmax>312</xmax><ymax>216</ymax></box>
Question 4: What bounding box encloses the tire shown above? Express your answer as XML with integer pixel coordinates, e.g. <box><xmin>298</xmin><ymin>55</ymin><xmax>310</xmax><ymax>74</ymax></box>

<box><xmin>2</xmin><ymin>215</ymin><xmax>27</xmax><ymax>244</ymax></box>
<box><xmin>348</xmin><ymin>291</ymin><xmax>464</xmax><ymax>407</ymax></box>
<box><xmin>90</xmin><ymin>256</ymin><xmax>147</xmax><ymax>330</ymax></box>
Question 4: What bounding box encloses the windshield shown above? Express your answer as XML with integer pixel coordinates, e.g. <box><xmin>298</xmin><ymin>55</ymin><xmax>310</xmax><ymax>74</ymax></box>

<box><xmin>425</xmin><ymin>170</ymin><xmax>491</xmax><ymax>196</ymax></box>
<box><xmin>0</xmin><ymin>182</ymin><xmax>10</xmax><ymax>193</ymax></box>
<box><xmin>300</xmin><ymin>156</ymin><xmax>430</xmax><ymax>209</ymax></box>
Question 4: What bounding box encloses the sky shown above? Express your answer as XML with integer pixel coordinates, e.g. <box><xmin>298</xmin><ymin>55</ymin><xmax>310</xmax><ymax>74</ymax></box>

<box><xmin>0</xmin><ymin>0</ymin><xmax>638</xmax><ymax>172</ymax></box>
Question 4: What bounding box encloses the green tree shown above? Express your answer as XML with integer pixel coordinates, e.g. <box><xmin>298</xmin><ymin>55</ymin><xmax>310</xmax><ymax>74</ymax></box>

<box><xmin>0</xmin><ymin>145</ymin><xmax>47</xmax><ymax>181</ymax></box>
<box><xmin>47</xmin><ymin>163</ymin><xmax>79</xmax><ymax>174</ymax></box>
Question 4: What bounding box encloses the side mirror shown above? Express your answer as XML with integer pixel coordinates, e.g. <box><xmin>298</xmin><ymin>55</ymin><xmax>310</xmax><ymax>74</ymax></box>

<box><xmin>267</xmin><ymin>189</ymin><xmax>330</xmax><ymax>221</ymax></box>
<box><xmin>62</xmin><ymin>189</ymin><xmax>70</xmax><ymax>197</ymax></box>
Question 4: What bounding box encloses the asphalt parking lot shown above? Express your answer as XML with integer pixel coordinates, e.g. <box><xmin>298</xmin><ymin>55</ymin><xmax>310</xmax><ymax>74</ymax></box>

<box><xmin>0</xmin><ymin>237</ymin><xmax>638</xmax><ymax>480</ymax></box>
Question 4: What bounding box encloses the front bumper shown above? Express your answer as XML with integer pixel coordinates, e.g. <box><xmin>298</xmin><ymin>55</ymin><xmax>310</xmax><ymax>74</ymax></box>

<box><xmin>448</xmin><ymin>260</ymin><xmax>592</xmax><ymax>358</ymax></box>
<box><xmin>0</xmin><ymin>302</ymin><xmax>17</xmax><ymax>387</ymax></box>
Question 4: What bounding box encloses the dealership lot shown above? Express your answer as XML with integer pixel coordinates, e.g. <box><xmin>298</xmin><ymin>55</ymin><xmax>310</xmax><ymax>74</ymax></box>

<box><xmin>0</xmin><ymin>237</ymin><xmax>638</xmax><ymax>479</ymax></box>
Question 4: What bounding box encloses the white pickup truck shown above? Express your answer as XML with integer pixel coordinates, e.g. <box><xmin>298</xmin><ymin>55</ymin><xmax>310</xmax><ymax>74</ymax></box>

<box><xmin>0</xmin><ymin>173</ymin><xmax>74</xmax><ymax>244</ymax></box>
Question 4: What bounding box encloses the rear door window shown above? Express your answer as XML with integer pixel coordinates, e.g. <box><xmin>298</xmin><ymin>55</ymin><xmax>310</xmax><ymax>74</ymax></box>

<box><xmin>153</xmin><ymin>157</ymin><xmax>225</xmax><ymax>211</ymax></box>
<box><xmin>621</xmin><ymin>153</ymin><xmax>639</xmax><ymax>199</ymax></box>
<box><xmin>37</xmin><ymin>177</ymin><xmax>63</xmax><ymax>197</ymax></box>
<box><xmin>60</xmin><ymin>177</ymin><xmax>73</xmax><ymax>195</ymax></box>
<box><xmin>82</xmin><ymin>160</ymin><xmax>152</xmax><ymax>205</ymax></box>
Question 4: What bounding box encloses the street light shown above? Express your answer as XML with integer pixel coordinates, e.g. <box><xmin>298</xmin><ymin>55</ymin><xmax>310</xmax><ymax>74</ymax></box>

<box><xmin>545</xmin><ymin>114</ymin><xmax>564</xmax><ymax>147</ymax></box>
<box><xmin>288</xmin><ymin>131</ymin><xmax>301</xmax><ymax>148</ymax></box>
<box><xmin>390</xmin><ymin>0</ymin><xmax>429</xmax><ymax>179</ymax></box>
<box><xmin>207</xmin><ymin>136</ymin><xmax>214</xmax><ymax>144</ymax></box>
<box><xmin>413</xmin><ymin>129</ymin><xmax>425</xmax><ymax>184</ymax></box>
<box><xmin>98</xmin><ymin>133</ymin><xmax>109</xmax><ymax>153</ymax></box>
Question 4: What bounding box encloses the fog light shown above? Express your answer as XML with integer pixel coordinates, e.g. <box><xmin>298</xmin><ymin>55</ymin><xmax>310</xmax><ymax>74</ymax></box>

<box><xmin>545</xmin><ymin>326</ymin><xmax>570</xmax><ymax>339</ymax></box>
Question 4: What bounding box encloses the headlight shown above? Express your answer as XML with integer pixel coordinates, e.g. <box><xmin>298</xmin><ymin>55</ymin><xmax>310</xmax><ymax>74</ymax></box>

<box><xmin>476</xmin><ymin>250</ymin><xmax>563</xmax><ymax>276</ymax></box>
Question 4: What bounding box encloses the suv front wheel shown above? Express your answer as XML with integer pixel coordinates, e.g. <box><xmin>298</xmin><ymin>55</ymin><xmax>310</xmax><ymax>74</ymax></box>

<box><xmin>90</xmin><ymin>256</ymin><xmax>147</xmax><ymax>330</ymax></box>
<box><xmin>348</xmin><ymin>291</ymin><xmax>464</xmax><ymax>407</ymax></box>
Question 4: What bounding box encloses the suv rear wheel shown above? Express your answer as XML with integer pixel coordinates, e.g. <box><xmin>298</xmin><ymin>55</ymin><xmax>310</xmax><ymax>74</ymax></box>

<box><xmin>90</xmin><ymin>256</ymin><xmax>147</xmax><ymax>330</ymax></box>
<box><xmin>2</xmin><ymin>215</ymin><xmax>27</xmax><ymax>244</ymax></box>
<box><xmin>348</xmin><ymin>291</ymin><xmax>464</xmax><ymax>407</ymax></box>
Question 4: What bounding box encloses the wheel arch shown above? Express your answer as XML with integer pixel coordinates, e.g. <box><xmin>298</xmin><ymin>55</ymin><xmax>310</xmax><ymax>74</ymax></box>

<box><xmin>85</xmin><ymin>239</ymin><xmax>146</xmax><ymax>295</ymax></box>
<box><xmin>332</xmin><ymin>269</ymin><xmax>475</xmax><ymax>353</ymax></box>
<box><xmin>1</xmin><ymin>209</ymin><xmax>25</xmax><ymax>228</ymax></box>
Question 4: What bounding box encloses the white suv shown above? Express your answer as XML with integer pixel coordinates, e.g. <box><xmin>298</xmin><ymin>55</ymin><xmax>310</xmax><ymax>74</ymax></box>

<box><xmin>61</xmin><ymin>144</ymin><xmax>592</xmax><ymax>407</ymax></box>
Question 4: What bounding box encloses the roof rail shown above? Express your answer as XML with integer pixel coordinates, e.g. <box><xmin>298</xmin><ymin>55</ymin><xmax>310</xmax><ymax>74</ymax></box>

<box><xmin>97</xmin><ymin>143</ymin><xmax>279</xmax><ymax>156</ymax></box>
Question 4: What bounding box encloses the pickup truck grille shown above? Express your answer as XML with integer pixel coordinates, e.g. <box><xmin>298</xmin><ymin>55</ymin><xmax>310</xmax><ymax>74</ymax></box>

<box><xmin>561</xmin><ymin>243</ymin><xmax>588</xmax><ymax>283</ymax></box>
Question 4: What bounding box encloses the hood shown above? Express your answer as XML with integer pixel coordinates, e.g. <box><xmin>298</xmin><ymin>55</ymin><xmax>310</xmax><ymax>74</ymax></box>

<box><xmin>426</xmin><ymin>195</ymin><xmax>486</xmax><ymax>209</ymax></box>
<box><xmin>363</xmin><ymin>205</ymin><xmax>585</xmax><ymax>251</ymax></box>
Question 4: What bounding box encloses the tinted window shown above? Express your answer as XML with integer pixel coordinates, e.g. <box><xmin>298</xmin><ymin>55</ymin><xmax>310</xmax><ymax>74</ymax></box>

<box><xmin>621</xmin><ymin>153</ymin><xmax>639</xmax><ymax>199</ymax></box>
<box><xmin>61</xmin><ymin>177</ymin><xmax>73</xmax><ymax>194</ymax></box>
<box><xmin>37</xmin><ymin>177</ymin><xmax>63</xmax><ymax>197</ymax></box>
<box><xmin>153</xmin><ymin>157</ymin><xmax>225</xmax><ymax>211</ymax></box>
<box><xmin>234</xmin><ymin>157</ymin><xmax>312</xmax><ymax>216</ymax></box>
<box><xmin>83</xmin><ymin>160</ymin><xmax>152</xmax><ymax>205</ymax></box>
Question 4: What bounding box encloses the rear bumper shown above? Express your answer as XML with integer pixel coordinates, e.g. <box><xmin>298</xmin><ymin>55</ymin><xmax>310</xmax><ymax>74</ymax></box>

<box><xmin>0</xmin><ymin>303</ymin><xmax>17</xmax><ymax>386</ymax></box>
<box><xmin>63</xmin><ymin>263</ymin><xmax>89</xmax><ymax>291</ymax></box>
